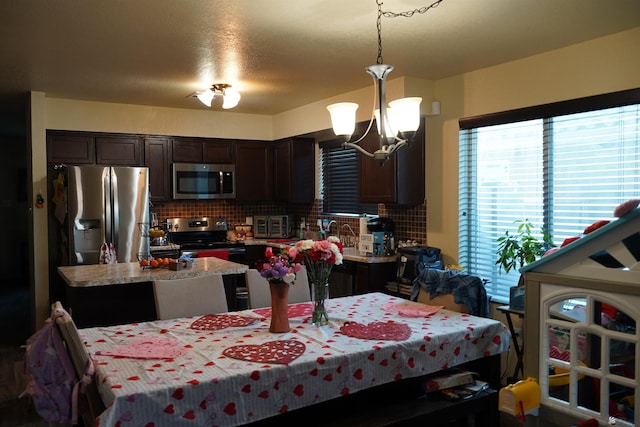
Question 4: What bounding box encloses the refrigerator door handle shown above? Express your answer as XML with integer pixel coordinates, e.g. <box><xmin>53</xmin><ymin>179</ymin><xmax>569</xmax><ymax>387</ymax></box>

<box><xmin>103</xmin><ymin>168</ymin><xmax>113</xmax><ymax>245</ymax></box>
<box><xmin>111</xmin><ymin>168</ymin><xmax>119</xmax><ymax>250</ymax></box>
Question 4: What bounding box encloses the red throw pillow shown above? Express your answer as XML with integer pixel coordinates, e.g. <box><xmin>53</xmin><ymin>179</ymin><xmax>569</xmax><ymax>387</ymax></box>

<box><xmin>583</xmin><ymin>220</ymin><xmax>610</xmax><ymax>235</ymax></box>
<box><xmin>613</xmin><ymin>199</ymin><xmax>640</xmax><ymax>217</ymax></box>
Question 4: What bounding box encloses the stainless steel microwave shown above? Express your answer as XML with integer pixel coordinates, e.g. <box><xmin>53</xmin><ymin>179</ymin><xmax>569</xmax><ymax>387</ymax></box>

<box><xmin>172</xmin><ymin>163</ymin><xmax>235</xmax><ymax>200</ymax></box>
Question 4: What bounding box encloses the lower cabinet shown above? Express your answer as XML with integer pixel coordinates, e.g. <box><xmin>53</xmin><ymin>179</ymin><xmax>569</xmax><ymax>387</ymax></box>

<box><xmin>329</xmin><ymin>260</ymin><xmax>396</xmax><ymax>297</ymax></box>
<box><xmin>354</xmin><ymin>262</ymin><xmax>396</xmax><ymax>294</ymax></box>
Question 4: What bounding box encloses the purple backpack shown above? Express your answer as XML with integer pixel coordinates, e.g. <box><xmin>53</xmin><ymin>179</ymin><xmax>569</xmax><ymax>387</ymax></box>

<box><xmin>20</xmin><ymin>305</ymin><xmax>92</xmax><ymax>424</ymax></box>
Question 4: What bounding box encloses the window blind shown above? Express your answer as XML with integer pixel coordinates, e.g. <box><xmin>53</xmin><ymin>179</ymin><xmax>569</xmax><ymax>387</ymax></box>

<box><xmin>319</xmin><ymin>139</ymin><xmax>377</xmax><ymax>215</ymax></box>
<box><xmin>459</xmin><ymin>91</ymin><xmax>640</xmax><ymax>303</ymax></box>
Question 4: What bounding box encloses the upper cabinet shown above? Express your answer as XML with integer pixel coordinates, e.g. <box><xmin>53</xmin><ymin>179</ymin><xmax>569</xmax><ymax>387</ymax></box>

<box><xmin>235</xmin><ymin>141</ymin><xmax>273</xmax><ymax>201</ymax></box>
<box><xmin>274</xmin><ymin>137</ymin><xmax>315</xmax><ymax>204</ymax></box>
<box><xmin>47</xmin><ymin>131</ymin><xmax>96</xmax><ymax>164</ymax></box>
<box><xmin>172</xmin><ymin>137</ymin><xmax>234</xmax><ymax>163</ymax></box>
<box><xmin>47</xmin><ymin>131</ymin><xmax>143</xmax><ymax>166</ymax></box>
<box><xmin>95</xmin><ymin>135</ymin><xmax>142</xmax><ymax>165</ymax></box>
<box><xmin>144</xmin><ymin>137</ymin><xmax>171</xmax><ymax>202</ymax></box>
<box><xmin>359</xmin><ymin>117</ymin><xmax>425</xmax><ymax>205</ymax></box>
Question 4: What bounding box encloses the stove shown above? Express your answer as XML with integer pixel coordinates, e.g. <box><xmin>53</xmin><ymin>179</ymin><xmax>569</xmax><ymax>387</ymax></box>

<box><xmin>165</xmin><ymin>217</ymin><xmax>246</xmax><ymax>262</ymax></box>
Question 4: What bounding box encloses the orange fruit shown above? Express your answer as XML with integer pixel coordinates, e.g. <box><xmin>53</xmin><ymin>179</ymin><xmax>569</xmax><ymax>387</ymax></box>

<box><xmin>140</xmin><ymin>259</ymin><xmax>149</xmax><ymax>267</ymax></box>
<box><xmin>150</xmin><ymin>259</ymin><xmax>159</xmax><ymax>268</ymax></box>
<box><xmin>162</xmin><ymin>258</ymin><xmax>169</xmax><ymax>266</ymax></box>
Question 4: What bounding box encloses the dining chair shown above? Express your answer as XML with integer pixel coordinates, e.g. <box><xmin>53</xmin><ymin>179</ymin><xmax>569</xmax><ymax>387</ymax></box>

<box><xmin>416</xmin><ymin>287</ymin><xmax>468</xmax><ymax>313</ymax></box>
<box><xmin>52</xmin><ymin>301</ymin><xmax>105</xmax><ymax>426</ymax></box>
<box><xmin>245</xmin><ymin>266</ymin><xmax>312</xmax><ymax>309</ymax></box>
<box><xmin>152</xmin><ymin>274</ymin><xmax>229</xmax><ymax>320</ymax></box>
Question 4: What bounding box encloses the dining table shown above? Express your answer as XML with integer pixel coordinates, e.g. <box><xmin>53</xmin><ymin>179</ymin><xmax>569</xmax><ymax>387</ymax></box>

<box><xmin>78</xmin><ymin>292</ymin><xmax>510</xmax><ymax>426</ymax></box>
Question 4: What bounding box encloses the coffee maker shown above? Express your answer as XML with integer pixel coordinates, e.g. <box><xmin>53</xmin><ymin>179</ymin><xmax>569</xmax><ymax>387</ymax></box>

<box><xmin>367</xmin><ymin>217</ymin><xmax>395</xmax><ymax>256</ymax></box>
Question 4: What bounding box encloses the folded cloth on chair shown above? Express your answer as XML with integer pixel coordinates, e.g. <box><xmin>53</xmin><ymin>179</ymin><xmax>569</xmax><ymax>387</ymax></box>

<box><xmin>410</xmin><ymin>269</ymin><xmax>489</xmax><ymax>317</ymax></box>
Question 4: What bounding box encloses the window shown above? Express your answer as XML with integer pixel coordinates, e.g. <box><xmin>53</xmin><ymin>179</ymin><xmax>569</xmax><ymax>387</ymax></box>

<box><xmin>319</xmin><ymin>138</ymin><xmax>377</xmax><ymax>215</ymax></box>
<box><xmin>459</xmin><ymin>89</ymin><xmax>640</xmax><ymax>303</ymax></box>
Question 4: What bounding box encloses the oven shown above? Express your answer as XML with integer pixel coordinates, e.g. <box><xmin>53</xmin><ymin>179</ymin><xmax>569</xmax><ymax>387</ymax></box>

<box><xmin>165</xmin><ymin>217</ymin><xmax>247</xmax><ymax>264</ymax></box>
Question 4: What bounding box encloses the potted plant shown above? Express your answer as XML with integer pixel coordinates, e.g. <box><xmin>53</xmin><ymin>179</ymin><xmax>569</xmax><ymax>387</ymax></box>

<box><xmin>496</xmin><ymin>219</ymin><xmax>554</xmax><ymax>309</ymax></box>
<box><xmin>496</xmin><ymin>219</ymin><xmax>554</xmax><ymax>274</ymax></box>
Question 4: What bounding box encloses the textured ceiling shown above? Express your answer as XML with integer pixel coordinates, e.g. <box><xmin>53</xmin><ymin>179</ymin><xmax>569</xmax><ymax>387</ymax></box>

<box><xmin>0</xmin><ymin>0</ymin><xmax>638</xmax><ymax>116</ymax></box>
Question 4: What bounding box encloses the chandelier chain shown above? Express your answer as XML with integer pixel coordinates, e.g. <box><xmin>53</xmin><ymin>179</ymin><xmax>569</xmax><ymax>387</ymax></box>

<box><xmin>376</xmin><ymin>0</ymin><xmax>445</xmax><ymax>64</ymax></box>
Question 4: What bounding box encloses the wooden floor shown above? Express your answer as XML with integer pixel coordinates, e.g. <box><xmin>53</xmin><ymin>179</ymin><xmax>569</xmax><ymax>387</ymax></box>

<box><xmin>0</xmin><ymin>347</ymin><xmax>50</xmax><ymax>427</ymax></box>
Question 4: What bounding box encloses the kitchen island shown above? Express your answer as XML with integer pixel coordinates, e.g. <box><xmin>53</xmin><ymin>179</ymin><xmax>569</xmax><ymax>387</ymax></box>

<box><xmin>58</xmin><ymin>258</ymin><xmax>248</xmax><ymax>328</ymax></box>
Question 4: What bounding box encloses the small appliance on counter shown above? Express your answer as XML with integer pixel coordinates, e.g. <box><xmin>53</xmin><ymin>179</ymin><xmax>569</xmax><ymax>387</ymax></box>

<box><xmin>253</xmin><ymin>215</ymin><xmax>294</xmax><ymax>238</ymax></box>
<box><xmin>367</xmin><ymin>217</ymin><xmax>395</xmax><ymax>256</ymax></box>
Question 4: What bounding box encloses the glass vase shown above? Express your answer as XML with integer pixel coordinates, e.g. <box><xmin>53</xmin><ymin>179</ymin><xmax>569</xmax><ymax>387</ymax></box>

<box><xmin>311</xmin><ymin>282</ymin><xmax>329</xmax><ymax>326</ymax></box>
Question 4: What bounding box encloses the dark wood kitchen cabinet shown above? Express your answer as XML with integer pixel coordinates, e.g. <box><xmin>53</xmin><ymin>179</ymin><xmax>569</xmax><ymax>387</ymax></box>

<box><xmin>355</xmin><ymin>262</ymin><xmax>396</xmax><ymax>294</ymax></box>
<box><xmin>48</xmin><ymin>131</ymin><xmax>144</xmax><ymax>166</ymax></box>
<box><xmin>274</xmin><ymin>137</ymin><xmax>314</xmax><ymax>204</ymax></box>
<box><xmin>95</xmin><ymin>135</ymin><xmax>142</xmax><ymax>165</ymax></box>
<box><xmin>204</xmin><ymin>139</ymin><xmax>234</xmax><ymax>163</ymax></box>
<box><xmin>235</xmin><ymin>141</ymin><xmax>273</xmax><ymax>201</ymax></box>
<box><xmin>47</xmin><ymin>131</ymin><xmax>96</xmax><ymax>164</ymax></box>
<box><xmin>144</xmin><ymin>137</ymin><xmax>171</xmax><ymax>202</ymax></box>
<box><xmin>359</xmin><ymin>117</ymin><xmax>425</xmax><ymax>205</ymax></box>
<box><xmin>172</xmin><ymin>137</ymin><xmax>234</xmax><ymax>163</ymax></box>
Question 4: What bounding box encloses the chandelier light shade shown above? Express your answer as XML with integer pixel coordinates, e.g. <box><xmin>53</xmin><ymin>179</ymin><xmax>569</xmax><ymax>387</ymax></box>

<box><xmin>196</xmin><ymin>89</ymin><xmax>215</xmax><ymax>107</ymax></box>
<box><xmin>326</xmin><ymin>102</ymin><xmax>358</xmax><ymax>139</ymax></box>
<box><xmin>192</xmin><ymin>83</ymin><xmax>240</xmax><ymax>109</ymax></box>
<box><xmin>327</xmin><ymin>0</ymin><xmax>444</xmax><ymax>163</ymax></box>
<box><xmin>221</xmin><ymin>88</ymin><xmax>241</xmax><ymax>109</ymax></box>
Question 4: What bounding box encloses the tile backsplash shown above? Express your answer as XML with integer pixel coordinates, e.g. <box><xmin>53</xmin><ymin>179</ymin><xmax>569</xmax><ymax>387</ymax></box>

<box><xmin>152</xmin><ymin>199</ymin><xmax>427</xmax><ymax>244</ymax></box>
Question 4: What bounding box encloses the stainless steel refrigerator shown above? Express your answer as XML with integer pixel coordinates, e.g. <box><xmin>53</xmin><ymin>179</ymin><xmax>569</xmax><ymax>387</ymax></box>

<box><xmin>65</xmin><ymin>165</ymin><xmax>150</xmax><ymax>265</ymax></box>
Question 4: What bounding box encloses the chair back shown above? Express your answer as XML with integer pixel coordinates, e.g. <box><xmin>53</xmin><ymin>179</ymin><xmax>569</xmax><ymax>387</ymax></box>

<box><xmin>245</xmin><ymin>269</ymin><xmax>271</xmax><ymax>308</ymax></box>
<box><xmin>289</xmin><ymin>265</ymin><xmax>312</xmax><ymax>304</ymax></box>
<box><xmin>245</xmin><ymin>266</ymin><xmax>312</xmax><ymax>309</ymax></box>
<box><xmin>416</xmin><ymin>288</ymin><xmax>468</xmax><ymax>313</ymax></box>
<box><xmin>52</xmin><ymin>302</ymin><xmax>105</xmax><ymax>426</ymax></box>
<box><xmin>152</xmin><ymin>274</ymin><xmax>228</xmax><ymax>320</ymax></box>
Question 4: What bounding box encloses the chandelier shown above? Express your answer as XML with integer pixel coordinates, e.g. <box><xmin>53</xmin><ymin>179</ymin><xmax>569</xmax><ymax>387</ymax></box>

<box><xmin>326</xmin><ymin>0</ymin><xmax>443</xmax><ymax>162</ymax></box>
<box><xmin>192</xmin><ymin>83</ymin><xmax>241</xmax><ymax>109</ymax></box>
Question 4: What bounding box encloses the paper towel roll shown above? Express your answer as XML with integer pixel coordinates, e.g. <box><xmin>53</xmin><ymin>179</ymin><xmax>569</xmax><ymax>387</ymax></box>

<box><xmin>359</xmin><ymin>216</ymin><xmax>368</xmax><ymax>235</ymax></box>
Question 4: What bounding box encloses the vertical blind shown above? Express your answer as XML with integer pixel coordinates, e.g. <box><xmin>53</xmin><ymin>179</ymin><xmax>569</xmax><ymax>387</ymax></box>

<box><xmin>459</xmin><ymin>92</ymin><xmax>640</xmax><ymax>303</ymax></box>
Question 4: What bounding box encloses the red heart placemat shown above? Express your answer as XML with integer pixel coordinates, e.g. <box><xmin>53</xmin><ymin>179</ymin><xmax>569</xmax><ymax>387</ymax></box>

<box><xmin>340</xmin><ymin>321</ymin><xmax>412</xmax><ymax>341</ymax></box>
<box><xmin>222</xmin><ymin>340</ymin><xmax>306</xmax><ymax>365</ymax></box>
<box><xmin>190</xmin><ymin>314</ymin><xmax>261</xmax><ymax>331</ymax></box>
<box><xmin>97</xmin><ymin>337</ymin><xmax>187</xmax><ymax>359</ymax></box>
<box><xmin>252</xmin><ymin>302</ymin><xmax>313</xmax><ymax>319</ymax></box>
<box><xmin>381</xmin><ymin>301</ymin><xmax>442</xmax><ymax>317</ymax></box>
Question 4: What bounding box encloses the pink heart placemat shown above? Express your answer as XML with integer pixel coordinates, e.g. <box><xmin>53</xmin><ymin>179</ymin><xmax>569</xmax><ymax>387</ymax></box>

<box><xmin>340</xmin><ymin>321</ymin><xmax>412</xmax><ymax>341</ymax></box>
<box><xmin>381</xmin><ymin>301</ymin><xmax>443</xmax><ymax>317</ymax></box>
<box><xmin>222</xmin><ymin>340</ymin><xmax>306</xmax><ymax>365</ymax></box>
<box><xmin>97</xmin><ymin>337</ymin><xmax>187</xmax><ymax>359</ymax></box>
<box><xmin>190</xmin><ymin>314</ymin><xmax>261</xmax><ymax>331</ymax></box>
<box><xmin>253</xmin><ymin>302</ymin><xmax>313</xmax><ymax>319</ymax></box>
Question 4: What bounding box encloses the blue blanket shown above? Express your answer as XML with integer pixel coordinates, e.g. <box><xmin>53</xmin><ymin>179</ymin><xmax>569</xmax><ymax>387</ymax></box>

<box><xmin>410</xmin><ymin>269</ymin><xmax>489</xmax><ymax>317</ymax></box>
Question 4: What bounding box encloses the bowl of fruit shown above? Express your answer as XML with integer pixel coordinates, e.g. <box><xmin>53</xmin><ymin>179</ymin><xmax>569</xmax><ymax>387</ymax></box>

<box><xmin>138</xmin><ymin>254</ymin><xmax>172</xmax><ymax>269</ymax></box>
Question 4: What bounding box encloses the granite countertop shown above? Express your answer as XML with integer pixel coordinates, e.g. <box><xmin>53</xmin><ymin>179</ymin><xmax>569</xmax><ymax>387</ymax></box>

<box><xmin>58</xmin><ymin>257</ymin><xmax>248</xmax><ymax>288</ymax></box>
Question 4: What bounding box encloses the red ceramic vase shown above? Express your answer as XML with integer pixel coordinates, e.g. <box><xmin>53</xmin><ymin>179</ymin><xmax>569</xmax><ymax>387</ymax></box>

<box><xmin>269</xmin><ymin>282</ymin><xmax>290</xmax><ymax>333</ymax></box>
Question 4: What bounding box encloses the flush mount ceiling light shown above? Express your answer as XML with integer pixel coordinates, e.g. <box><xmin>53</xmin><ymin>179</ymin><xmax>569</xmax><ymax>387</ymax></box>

<box><xmin>191</xmin><ymin>83</ymin><xmax>241</xmax><ymax>109</ymax></box>
<box><xmin>327</xmin><ymin>0</ymin><xmax>444</xmax><ymax>163</ymax></box>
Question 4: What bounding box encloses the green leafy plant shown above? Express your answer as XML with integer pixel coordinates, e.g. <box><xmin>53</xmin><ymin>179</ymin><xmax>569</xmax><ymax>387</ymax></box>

<box><xmin>496</xmin><ymin>219</ymin><xmax>555</xmax><ymax>274</ymax></box>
